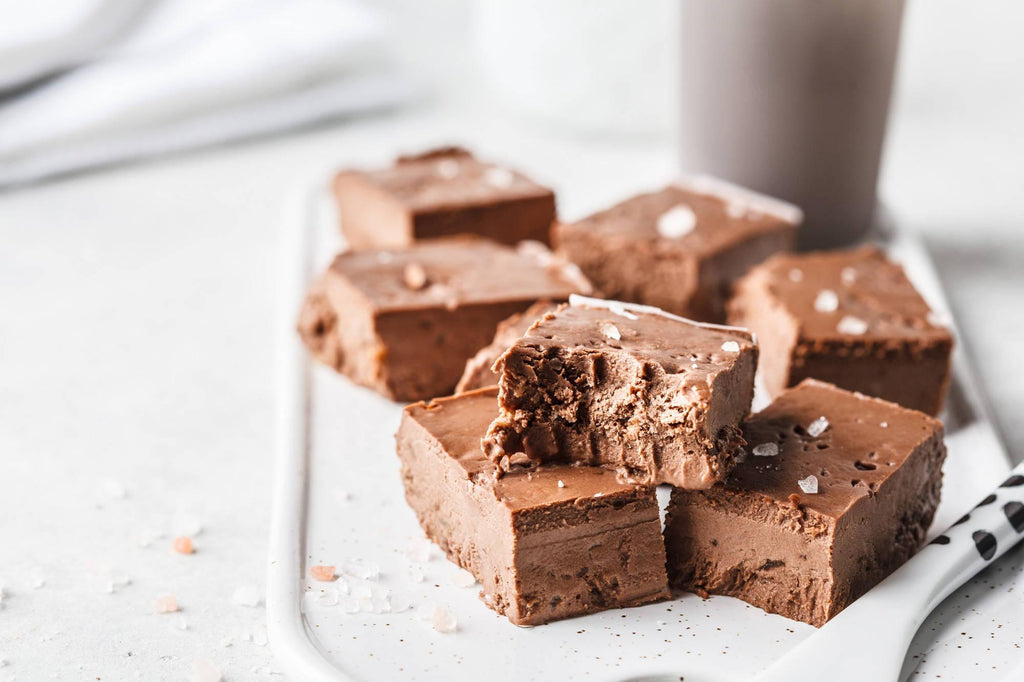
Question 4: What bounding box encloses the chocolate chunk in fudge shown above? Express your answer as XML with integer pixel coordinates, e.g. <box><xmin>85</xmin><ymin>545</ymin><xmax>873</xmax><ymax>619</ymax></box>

<box><xmin>553</xmin><ymin>176</ymin><xmax>801</xmax><ymax>322</ymax></box>
<box><xmin>664</xmin><ymin>379</ymin><xmax>947</xmax><ymax>627</ymax></box>
<box><xmin>727</xmin><ymin>246</ymin><xmax>954</xmax><ymax>414</ymax></box>
<box><xmin>297</xmin><ymin>239</ymin><xmax>590</xmax><ymax>402</ymax></box>
<box><xmin>455</xmin><ymin>300</ymin><xmax>560</xmax><ymax>393</ymax></box>
<box><xmin>482</xmin><ymin>296</ymin><xmax>757</xmax><ymax>489</ymax></box>
<box><xmin>397</xmin><ymin>388</ymin><xmax>671</xmax><ymax>626</ymax></box>
<box><xmin>334</xmin><ymin>147</ymin><xmax>557</xmax><ymax>249</ymax></box>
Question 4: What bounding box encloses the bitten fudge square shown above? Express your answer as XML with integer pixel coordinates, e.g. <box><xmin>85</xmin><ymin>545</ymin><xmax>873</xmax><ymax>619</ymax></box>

<box><xmin>334</xmin><ymin>147</ymin><xmax>557</xmax><ymax>249</ymax></box>
<box><xmin>456</xmin><ymin>300</ymin><xmax>560</xmax><ymax>393</ymax></box>
<box><xmin>664</xmin><ymin>379</ymin><xmax>947</xmax><ymax>627</ymax></box>
<box><xmin>396</xmin><ymin>388</ymin><xmax>671</xmax><ymax>626</ymax></box>
<box><xmin>727</xmin><ymin>246</ymin><xmax>954</xmax><ymax>414</ymax></box>
<box><xmin>553</xmin><ymin>175</ymin><xmax>801</xmax><ymax>322</ymax></box>
<box><xmin>297</xmin><ymin>239</ymin><xmax>590</xmax><ymax>402</ymax></box>
<box><xmin>482</xmin><ymin>296</ymin><xmax>758</xmax><ymax>489</ymax></box>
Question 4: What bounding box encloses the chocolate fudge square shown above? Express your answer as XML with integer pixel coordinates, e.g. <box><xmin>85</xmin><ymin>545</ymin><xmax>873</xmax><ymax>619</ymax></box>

<box><xmin>397</xmin><ymin>388</ymin><xmax>671</xmax><ymax>626</ymax></box>
<box><xmin>664</xmin><ymin>379</ymin><xmax>946</xmax><ymax>627</ymax></box>
<box><xmin>455</xmin><ymin>300</ymin><xmax>560</xmax><ymax>393</ymax></box>
<box><xmin>334</xmin><ymin>147</ymin><xmax>557</xmax><ymax>249</ymax></box>
<box><xmin>727</xmin><ymin>246</ymin><xmax>954</xmax><ymax>414</ymax></box>
<box><xmin>553</xmin><ymin>176</ymin><xmax>801</xmax><ymax>322</ymax></box>
<box><xmin>297</xmin><ymin>239</ymin><xmax>590</xmax><ymax>402</ymax></box>
<box><xmin>482</xmin><ymin>296</ymin><xmax>757</xmax><ymax>489</ymax></box>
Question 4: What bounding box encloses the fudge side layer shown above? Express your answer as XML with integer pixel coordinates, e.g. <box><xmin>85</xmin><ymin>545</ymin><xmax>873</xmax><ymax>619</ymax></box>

<box><xmin>335</xmin><ymin>147</ymin><xmax>557</xmax><ymax>249</ymax></box>
<box><xmin>554</xmin><ymin>176</ymin><xmax>801</xmax><ymax>322</ymax></box>
<box><xmin>727</xmin><ymin>246</ymin><xmax>954</xmax><ymax>414</ymax></box>
<box><xmin>396</xmin><ymin>388</ymin><xmax>671</xmax><ymax>626</ymax></box>
<box><xmin>664</xmin><ymin>379</ymin><xmax>946</xmax><ymax>627</ymax></box>
<box><xmin>297</xmin><ymin>239</ymin><xmax>590</xmax><ymax>402</ymax></box>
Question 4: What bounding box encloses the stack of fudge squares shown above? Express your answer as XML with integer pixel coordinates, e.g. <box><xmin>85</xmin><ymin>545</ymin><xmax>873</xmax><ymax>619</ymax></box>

<box><xmin>298</xmin><ymin>147</ymin><xmax>954</xmax><ymax>629</ymax></box>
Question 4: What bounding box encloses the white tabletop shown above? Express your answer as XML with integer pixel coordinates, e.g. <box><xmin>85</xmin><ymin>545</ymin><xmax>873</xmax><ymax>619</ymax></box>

<box><xmin>1</xmin><ymin>2</ymin><xmax>1022</xmax><ymax>680</ymax></box>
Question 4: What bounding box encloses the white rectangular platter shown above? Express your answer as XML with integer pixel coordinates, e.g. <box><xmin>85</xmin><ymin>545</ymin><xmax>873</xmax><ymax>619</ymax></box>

<box><xmin>267</xmin><ymin>182</ymin><xmax>1022</xmax><ymax>682</ymax></box>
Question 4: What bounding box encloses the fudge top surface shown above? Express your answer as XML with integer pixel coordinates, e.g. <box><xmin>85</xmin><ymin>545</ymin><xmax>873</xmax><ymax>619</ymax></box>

<box><xmin>559</xmin><ymin>177</ymin><xmax>801</xmax><ymax>254</ymax></box>
<box><xmin>336</xmin><ymin>147</ymin><xmax>553</xmax><ymax>211</ymax></box>
<box><xmin>325</xmin><ymin>239</ymin><xmax>590</xmax><ymax>312</ymax></box>
<box><xmin>725</xmin><ymin>379</ymin><xmax>943</xmax><ymax>519</ymax></box>
<box><xmin>508</xmin><ymin>296</ymin><xmax>756</xmax><ymax>384</ymax></box>
<box><xmin>741</xmin><ymin>246</ymin><xmax>953</xmax><ymax>343</ymax></box>
<box><xmin>403</xmin><ymin>388</ymin><xmax>649</xmax><ymax>511</ymax></box>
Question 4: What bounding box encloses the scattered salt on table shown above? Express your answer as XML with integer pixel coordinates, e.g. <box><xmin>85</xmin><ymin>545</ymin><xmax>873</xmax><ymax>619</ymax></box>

<box><xmin>432</xmin><ymin>607</ymin><xmax>458</xmax><ymax>634</ymax></box>
<box><xmin>155</xmin><ymin>594</ymin><xmax>179</xmax><ymax>614</ymax></box>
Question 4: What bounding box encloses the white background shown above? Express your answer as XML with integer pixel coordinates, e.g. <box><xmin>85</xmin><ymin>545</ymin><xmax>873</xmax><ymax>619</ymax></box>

<box><xmin>0</xmin><ymin>1</ymin><xmax>1022</xmax><ymax>679</ymax></box>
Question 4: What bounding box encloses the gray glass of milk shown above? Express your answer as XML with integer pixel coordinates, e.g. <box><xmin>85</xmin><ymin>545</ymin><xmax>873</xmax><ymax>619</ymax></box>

<box><xmin>678</xmin><ymin>0</ymin><xmax>905</xmax><ymax>248</ymax></box>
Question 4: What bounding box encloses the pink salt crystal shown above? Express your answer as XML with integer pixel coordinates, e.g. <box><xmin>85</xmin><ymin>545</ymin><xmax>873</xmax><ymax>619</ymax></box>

<box><xmin>432</xmin><ymin>607</ymin><xmax>458</xmax><ymax>633</ymax></box>
<box><xmin>172</xmin><ymin>536</ymin><xmax>194</xmax><ymax>555</ymax></box>
<box><xmin>309</xmin><ymin>565</ymin><xmax>336</xmax><ymax>582</ymax></box>
<box><xmin>155</xmin><ymin>594</ymin><xmax>179</xmax><ymax>613</ymax></box>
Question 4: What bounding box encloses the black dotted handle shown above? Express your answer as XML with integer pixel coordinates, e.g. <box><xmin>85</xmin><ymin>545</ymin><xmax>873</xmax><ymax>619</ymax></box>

<box><xmin>930</xmin><ymin>466</ymin><xmax>1024</xmax><ymax>560</ymax></box>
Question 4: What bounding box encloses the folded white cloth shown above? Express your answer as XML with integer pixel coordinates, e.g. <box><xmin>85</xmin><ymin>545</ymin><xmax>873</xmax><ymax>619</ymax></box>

<box><xmin>0</xmin><ymin>0</ymin><xmax>412</xmax><ymax>187</ymax></box>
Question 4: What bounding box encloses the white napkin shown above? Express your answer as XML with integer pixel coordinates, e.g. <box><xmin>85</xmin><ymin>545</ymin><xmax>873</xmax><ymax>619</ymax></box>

<box><xmin>0</xmin><ymin>0</ymin><xmax>412</xmax><ymax>187</ymax></box>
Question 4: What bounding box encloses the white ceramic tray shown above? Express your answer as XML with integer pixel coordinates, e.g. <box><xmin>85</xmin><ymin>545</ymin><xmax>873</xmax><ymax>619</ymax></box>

<box><xmin>267</xmin><ymin>183</ymin><xmax>1021</xmax><ymax>682</ymax></box>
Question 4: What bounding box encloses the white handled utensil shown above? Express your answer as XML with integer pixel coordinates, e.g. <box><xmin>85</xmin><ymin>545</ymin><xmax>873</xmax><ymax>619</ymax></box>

<box><xmin>753</xmin><ymin>460</ymin><xmax>1024</xmax><ymax>682</ymax></box>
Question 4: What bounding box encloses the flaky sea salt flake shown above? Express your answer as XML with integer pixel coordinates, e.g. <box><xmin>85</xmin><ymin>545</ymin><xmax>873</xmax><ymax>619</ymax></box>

<box><xmin>656</xmin><ymin>204</ymin><xmax>698</xmax><ymax>239</ymax></box>
<box><xmin>316</xmin><ymin>586</ymin><xmax>340</xmax><ymax>607</ymax></box>
<box><xmin>343</xmin><ymin>559</ymin><xmax>381</xmax><ymax>581</ymax></box>
<box><xmin>720</xmin><ymin>340</ymin><xmax>740</xmax><ymax>353</ymax></box>
<box><xmin>752</xmin><ymin>442</ymin><xmax>779</xmax><ymax>458</ymax></box>
<box><xmin>837</xmin><ymin>315</ymin><xmax>868</xmax><ymax>335</ymax></box>
<box><xmin>404</xmin><ymin>538</ymin><xmax>436</xmax><ymax>563</ymax></box>
<box><xmin>105</xmin><ymin>572</ymin><xmax>132</xmax><ymax>594</ymax></box>
<box><xmin>557</xmin><ymin>479</ymin><xmax>565</xmax><ymax>488</ymax></box>
<box><xmin>813</xmin><ymin>289</ymin><xmax>839</xmax><ymax>313</ymax></box>
<box><xmin>807</xmin><ymin>416</ymin><xmax>829</xmax><ymax>438</ymax></box>
<box><xmin>601</xmin><ymin>323</ymin><xmax>621</xmax><ymax>340</ymax></box>
<box><xmin>436</xmin><ymin>158</ymin><xmax>460</xmax><ymax>179</ymax></box>
<box><xmin>484</xmin><ymin>167</ymin><xmax>515</xmax><ymax>189</ymax></box>
<box><xmin>798</xmin><ymin>475</ymin><xmax>819</xmax><ymax>494</ymax></box>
